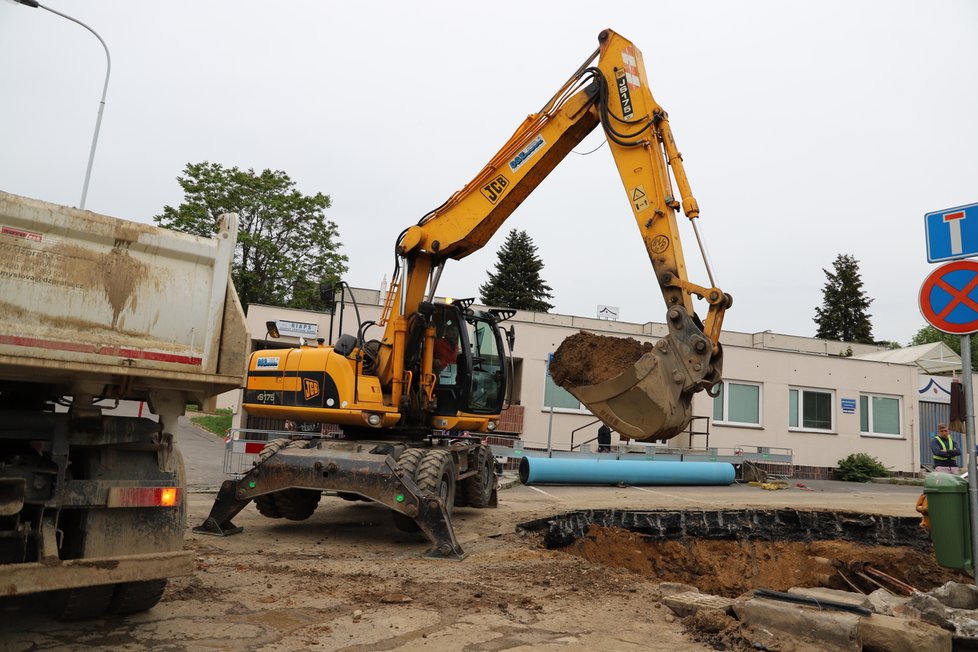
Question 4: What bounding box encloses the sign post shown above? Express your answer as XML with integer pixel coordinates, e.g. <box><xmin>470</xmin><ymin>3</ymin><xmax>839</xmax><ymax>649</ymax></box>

<box><xmin>919</xmin><ymin>259</ymin><xmax>978</xmax><ymax>582</ymax></box>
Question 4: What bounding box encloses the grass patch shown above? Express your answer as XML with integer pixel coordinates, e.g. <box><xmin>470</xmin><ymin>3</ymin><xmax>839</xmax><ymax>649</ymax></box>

<box><xmin>190</xmin><ymin>408</ymin><xmax>233</xmax><ymax>438</ymax></box>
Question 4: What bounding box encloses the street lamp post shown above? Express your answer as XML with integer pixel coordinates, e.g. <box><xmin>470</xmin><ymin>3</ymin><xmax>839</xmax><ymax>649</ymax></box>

<box><xmin>16</xmin><ymin>0</ymin><xmax>111</xmax><ymax>209</ymax></box>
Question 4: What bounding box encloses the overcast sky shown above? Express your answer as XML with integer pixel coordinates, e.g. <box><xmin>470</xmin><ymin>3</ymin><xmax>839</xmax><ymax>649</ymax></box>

<box><xmin>2</xmin><ymin>0</ymin><xmax>976</xmax><ymax>345</ymax></box>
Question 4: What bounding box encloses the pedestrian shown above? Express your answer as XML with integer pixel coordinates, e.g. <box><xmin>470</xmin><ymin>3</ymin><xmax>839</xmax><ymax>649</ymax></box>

<box><xmin>597</xmin><ymin>423</ymin><xmax>612</xmax><ymax>453</ymax></box>
<box><xmin>931</xmin><ymin>423</ymin><xmax>963</xmax><ymax>474</ymax></box>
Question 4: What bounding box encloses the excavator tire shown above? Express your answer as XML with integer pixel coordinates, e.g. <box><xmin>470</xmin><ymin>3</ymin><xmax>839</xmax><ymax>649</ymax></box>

<box><xmin>254</xmin><ymin>438</ymin><xmax>292</xmax><ymax>465</ymax></box>
<box><xmin>253</xmin><ymin>439</ymin><xmax>321</xmax><ymax>520</ymax></box>
<box><xmin>254</xmin><ymin>493</ymin><xmax>283</xmax><ymax>518</ymax></box>
<box><xmin>277</xmin><ymin>488</ymin><xmax>322</xmax><ymax>521</ymax></box>
<box><xmin>461</xmin><ymin>444</ymin><xmax>495</xmax><ymax>508</ymax></box>
<box><xmin>391</xmin><ymin>448</ymin><xmax>425</xmax><ymax>533</ymax></box>
<box><xmin>253</xmin><ymin>439</ymin><xmax>290</xmax><ymax>518</ymax></box>
<box><xmin>415</xmin><ymin>450</ymin><xmax>457</xmax><ymax>515</ymax></box>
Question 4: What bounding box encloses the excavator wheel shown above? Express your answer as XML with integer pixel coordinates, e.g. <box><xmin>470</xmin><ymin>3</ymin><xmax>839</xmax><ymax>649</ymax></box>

<box><xmin>254</xmin><ymin>493</ymin><xmax>283</xmax><ymax>518</ymax></box>
<box><xmin>415</xmin><ymin>450</ymin><xmax>457</xmax><ymax>515</ymax></box>
<box><xmin>391</xmin><ymin>448</ymin><xmax>425</xmax><ymax>533</ymax></box>
<box><xmin>461</xmin><ymin>444</ymin><xmax>495</xmax><ymax>508</ymax></box>
<box><xmin>275</xmin><ymin>489</ymin><xmax>322</xmax><ymax>521</ymax></box>
<box><xmin>254</xmin><ymin>488</ymin><xmax>321</xmax><ymax>520</ymax></box>
<box><xmin>252</xmin><ymin>439</ymin><xmax>291</xmax><ymax>518</ymax></box>
<box><xmin>252</xmin><ymin>439</ymin><xmax>321</xmax><ymax>520</ymax></box>
<box><xmin>254</xmin><ymin>437</ymin><xmax>291</xmax><ymax>466</ymax></box>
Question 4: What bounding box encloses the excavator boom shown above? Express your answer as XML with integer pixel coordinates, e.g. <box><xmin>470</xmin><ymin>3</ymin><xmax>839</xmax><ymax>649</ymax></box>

<box><xmin>378</xmin><ymin>28</ymin><xmax>730</xmax><ymax>440</ymax></box>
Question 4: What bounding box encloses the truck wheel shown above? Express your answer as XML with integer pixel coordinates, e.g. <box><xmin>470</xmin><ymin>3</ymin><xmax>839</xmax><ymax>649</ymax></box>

<box><xmin>275</xmin><ymin>488</ymin><xmax>322</xmax><ymax>521</ymax></box>
<box><xmin>48</xmin><ymin>584</ymin><xmax>116</xmax><ymax>620</ymax></box>
<box><xmin>109</xmin><ymin>579</ymin><xmax>168</xmax><ymax>614</ymax></box>
<box><xmin>415</xmin><ymin>450</ymin><xmax>457</xmax><ymax>514</ymax></box>
<box><xmin>391</xmin><ymin>448</ymin><xmax>425</xmax><ymax>532</ymax></box>
<box><xmin>50</xmin><ymin>445</ymin><xmax>186</xmax><ymax>619</ymax></box>
<box><xmin>462</xmin><ymin>444</ymin><xmax>495</xmax><ymax>508</ymax></box>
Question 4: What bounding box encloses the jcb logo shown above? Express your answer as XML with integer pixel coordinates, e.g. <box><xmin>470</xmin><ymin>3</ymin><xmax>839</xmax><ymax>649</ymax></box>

<box><xmin>480</xmin><ymin>175</ymin><xmax>509</xmax><ymax>203</ymax></box>
<box><xmin>303</xmin><ymin>378</ymin><xmax>320</xmax><ymax>401</ymax></box>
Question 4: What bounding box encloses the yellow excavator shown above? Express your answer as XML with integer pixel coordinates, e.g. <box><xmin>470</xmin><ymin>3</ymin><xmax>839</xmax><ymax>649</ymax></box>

<box><xmin>195</xmin><ymin>28</ymin><xmax>731</xmax><ymax>559</ymax></box>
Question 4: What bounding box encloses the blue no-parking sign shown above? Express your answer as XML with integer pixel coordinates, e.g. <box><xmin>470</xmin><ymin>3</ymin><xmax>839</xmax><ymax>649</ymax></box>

<box><xmin>925</xmin><ymin>202</ymin><xmax>978</xmax><ymax>263</ymax></box>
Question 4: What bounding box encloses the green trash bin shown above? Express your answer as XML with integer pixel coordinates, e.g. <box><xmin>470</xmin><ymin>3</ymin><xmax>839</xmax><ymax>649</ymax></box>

<box><xmin>924</xmin><ymin>472</ymin><xmax>972</xmax><ymax>571</ymax></box>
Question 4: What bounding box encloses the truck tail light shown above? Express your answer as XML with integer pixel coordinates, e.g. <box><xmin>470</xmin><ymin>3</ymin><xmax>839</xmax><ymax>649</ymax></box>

<box><xmin>107</xmin><ymin>487</ymin><xmax>182</xmax><ymax>508</ymax></box>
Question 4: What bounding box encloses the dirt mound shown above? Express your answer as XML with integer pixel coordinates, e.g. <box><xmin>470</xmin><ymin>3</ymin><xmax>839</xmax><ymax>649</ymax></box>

<box><xmin>550</xmin><ymin>331</ymin><xmax>654</xmax><ymax>387</ymax></box>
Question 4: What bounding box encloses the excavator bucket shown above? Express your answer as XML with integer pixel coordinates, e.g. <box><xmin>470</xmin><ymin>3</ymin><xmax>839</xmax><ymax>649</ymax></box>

<box><xmin>550</xmin><ymin>307</ymin><xmax>721</xmax><ymax>441</ymax></box>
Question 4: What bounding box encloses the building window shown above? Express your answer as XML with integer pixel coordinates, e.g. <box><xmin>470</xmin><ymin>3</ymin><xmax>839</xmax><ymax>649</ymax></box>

<box><xmin>543</xmin><ymin>354</ymin><xmax>584</xmax><ymax>411</ymax></box>
<box><xmin>789</xmin><ymin>387</ymin><xmax>834</xmax><ymax>432</ymax></box>
<box><xmin>543</xmin><ymin>371</ymin><xmax>581</xmax><ymax>410</ymax></box>
<box><xmin>712</xmin><ymin>380</ymin><xmax>761</xmax><ymax>426</ymax></box>
<box><xmin>860</xmin><ymin>394</ymin><xmax>901</xmax><ymax>436</ymax></box>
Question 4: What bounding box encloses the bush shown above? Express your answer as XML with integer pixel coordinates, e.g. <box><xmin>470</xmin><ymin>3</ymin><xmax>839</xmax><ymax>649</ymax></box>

<box><xmin>836</xmin><ymin>453</ymin><xmax>889</xmax><ymax>482</ymax></box>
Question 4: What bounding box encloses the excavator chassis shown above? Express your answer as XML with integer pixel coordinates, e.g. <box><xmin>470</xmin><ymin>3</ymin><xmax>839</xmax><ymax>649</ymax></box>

<box><xmin>194</xmin><ymin>438</ymin><xmax>493</xmax><ymax>560</ymax></box>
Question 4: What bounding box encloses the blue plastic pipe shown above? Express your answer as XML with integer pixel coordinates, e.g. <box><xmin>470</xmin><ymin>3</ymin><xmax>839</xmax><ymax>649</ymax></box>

<box><xmin>518</xmin><ymin>457</ymin><xmax>735</xmax><ymax>486</ymax></box>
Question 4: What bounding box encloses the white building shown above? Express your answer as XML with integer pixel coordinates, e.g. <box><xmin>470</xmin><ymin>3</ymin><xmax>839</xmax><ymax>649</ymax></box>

<box><xmin>228</xmin><ymin>288</ymin><xmax>967</xmax><ymax>479</ymax></box>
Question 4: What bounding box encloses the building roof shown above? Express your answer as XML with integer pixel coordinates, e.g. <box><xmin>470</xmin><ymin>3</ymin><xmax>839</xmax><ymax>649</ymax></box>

<box><xmin>853</xmin><ymin>341</ymin><xmax>961</xmax><ymax>374</ymax></box>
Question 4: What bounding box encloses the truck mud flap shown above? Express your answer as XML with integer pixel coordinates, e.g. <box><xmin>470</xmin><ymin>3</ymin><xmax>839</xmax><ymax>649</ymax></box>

<box><xmin>193</xmin><ymin>444</ymin><xmax>466</xmax><ymax>560</ymax></box>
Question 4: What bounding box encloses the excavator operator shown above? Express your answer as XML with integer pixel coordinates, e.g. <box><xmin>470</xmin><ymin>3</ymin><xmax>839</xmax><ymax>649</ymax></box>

<box><xmin>433</xmin><ymin>318</ymin><xmax>460</xmax><ymax>380</ymax></box>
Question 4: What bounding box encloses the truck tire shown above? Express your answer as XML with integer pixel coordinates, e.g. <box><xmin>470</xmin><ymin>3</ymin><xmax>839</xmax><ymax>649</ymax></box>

<box><xmin>391</xmin><ymin>448</ymin><xmax>425</xmax><ymax>532</ymax></box>
<box><xmin>415</xmin><ymin>449</ymin><xmax>457</xmax><ymax>514</ymax></box>
<box><xmin>109</xmin><ymin>579</ymin><xmax>168</xmax><ymax>615</ymax></box>
<box><xmin>48</xmin><ymin>584</ymin><xmax>116</xmax><ymax>620</ymax></box>
<box><xmin>461</xmin><ymin>444</ymin><xmax>495</xmax><ymax>508</ymax></box>
<box><xmin>50</xmin><ymin>444</ymin><xmax>186</xmax><ymax>619</ymax></box>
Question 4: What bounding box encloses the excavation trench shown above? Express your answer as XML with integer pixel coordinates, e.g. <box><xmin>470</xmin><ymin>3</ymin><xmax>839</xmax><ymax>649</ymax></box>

<box><xmin>518</xmin><ymin>508</ymin><xmax>970</xmax><ymax>597</ymax></box>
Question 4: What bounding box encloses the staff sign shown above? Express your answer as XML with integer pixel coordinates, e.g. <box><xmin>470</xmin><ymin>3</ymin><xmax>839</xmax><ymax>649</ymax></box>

<box><xmin>920</xmin><ymin>260</ymin><xmax>978</xmax><ymax>334</ymax></box>
<box><xmin>925</xmin><ymin>202</ymin><xmax>978</xmax><ymax>263</ymax></box>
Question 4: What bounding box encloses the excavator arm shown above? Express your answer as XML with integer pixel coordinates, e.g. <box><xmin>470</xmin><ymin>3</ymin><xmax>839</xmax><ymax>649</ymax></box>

<box><xmin>376</xmin><ymin>29</ymin><xmax>730</xmax><ymax>439</ymax></box>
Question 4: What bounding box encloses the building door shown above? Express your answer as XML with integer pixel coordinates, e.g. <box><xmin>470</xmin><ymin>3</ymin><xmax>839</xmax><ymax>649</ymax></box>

<box><xmin>920</xmin><ymin>400</ymin><xmax>955</xmax><ymax>467</ymax></box>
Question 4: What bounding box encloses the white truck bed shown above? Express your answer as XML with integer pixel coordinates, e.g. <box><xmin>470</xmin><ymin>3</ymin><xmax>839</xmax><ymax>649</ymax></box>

<box><xmin>0</xmin><ymin>192</ymin><xmax>247</xmax><ymax>399</ymax></box>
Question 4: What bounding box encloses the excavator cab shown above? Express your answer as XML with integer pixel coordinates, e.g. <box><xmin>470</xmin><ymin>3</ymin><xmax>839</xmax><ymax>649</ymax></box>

<box><xmin>427</xmin><ymin>302</ymin><xmax>507</xmax><ymax>419</ymax></box>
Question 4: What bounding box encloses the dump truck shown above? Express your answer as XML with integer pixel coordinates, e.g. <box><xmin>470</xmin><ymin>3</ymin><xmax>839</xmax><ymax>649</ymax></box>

<box><xmin>196</xmin><ymin>28</ymin><xmax>730</xmax><ymax>559</ymax></box>
<box><xmin>0</xmin><ymin>192</ymin><xmax>248</xmax><ymax>618</ymax></box>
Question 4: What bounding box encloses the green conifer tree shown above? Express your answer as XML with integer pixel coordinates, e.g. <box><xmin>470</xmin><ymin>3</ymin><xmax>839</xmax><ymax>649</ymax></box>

<box><xmin>478</xmin><ymin>229</ymin><xmax>554</xmax><ymax>312</ymax></box>
<box><xmin>813</xmin><ymin>253</ymin><xmax>874</xmax><ymax>343</ymax></box>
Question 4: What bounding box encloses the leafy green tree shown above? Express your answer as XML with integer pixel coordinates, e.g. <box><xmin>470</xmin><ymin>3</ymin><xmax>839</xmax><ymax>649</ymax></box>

<box><xmin>910</xmin><ymin>324</ymin><xmax>978</xmax><ymax>368</ymax></box>
<box><xmin>155</xmin><ymin>162</ymin><xmax>347</xmax><ymax>310</ymax></box>
<box><xmin>813</xmin><ymin>254</ymin><xmax>874</xmax><ymax>343</ymax></box>
<box><xmin>478</xmin><ymin>229</ymin><xmax>554</xmax><ymax>312</ymax></box>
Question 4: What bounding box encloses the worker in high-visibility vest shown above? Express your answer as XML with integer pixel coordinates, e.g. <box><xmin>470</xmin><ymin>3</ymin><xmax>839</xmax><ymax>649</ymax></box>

<box><xmin>931</xmin><ymin>423</ymin><xmax>963</xmax><ymax>474</ymax></box>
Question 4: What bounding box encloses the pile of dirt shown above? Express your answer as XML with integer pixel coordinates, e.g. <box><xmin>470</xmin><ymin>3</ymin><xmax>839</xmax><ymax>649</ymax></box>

<box><xmin>550</xmin><ymin>331</ymin><xmax>654</xmax><ymax>387</ymax></box>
